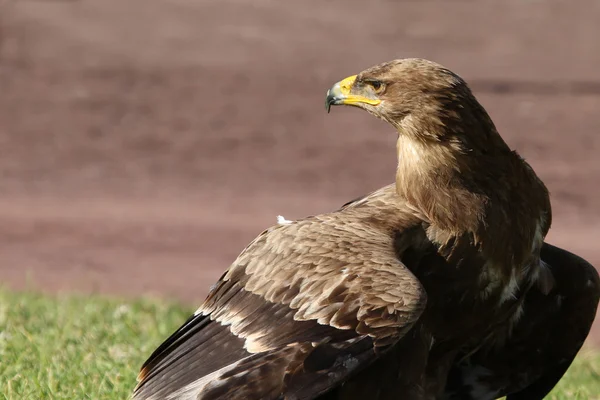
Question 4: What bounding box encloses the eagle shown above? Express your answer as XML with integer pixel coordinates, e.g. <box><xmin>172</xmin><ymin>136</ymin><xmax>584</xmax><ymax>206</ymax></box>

<box><xmin>131</xmin><ymin>59</ymin><xmax>599</xmax><ymax>400</ymax></box>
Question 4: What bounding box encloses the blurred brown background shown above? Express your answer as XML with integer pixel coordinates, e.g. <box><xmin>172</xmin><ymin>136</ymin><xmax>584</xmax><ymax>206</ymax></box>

<box><xmin>0</xmin><ymin>1</ymin><xmax>599</xmax><ymax>342</ymax></box>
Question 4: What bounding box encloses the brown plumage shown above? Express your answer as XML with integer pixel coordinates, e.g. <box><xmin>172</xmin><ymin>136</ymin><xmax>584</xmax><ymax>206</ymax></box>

<box><xmin>133</xmin><ymin>185</ymin><xmax>427</xmax><ymax>400</ymax></box>
<box><xmin>131</xmin><ymin>59</ymin><xmax>599</xmax><ymax>400</ymax></box>
<box><xmin>332</xmin><ymin>188</ymin><xmax>600</xmax><ymax>400</ymax></box>
<box><xmin>444</xmin><ymin>242</ymin><xmax>600</xmax><ymax>399</ymax></box>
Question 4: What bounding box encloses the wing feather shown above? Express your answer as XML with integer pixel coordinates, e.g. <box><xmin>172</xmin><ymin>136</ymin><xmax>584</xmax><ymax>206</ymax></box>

<box><xmin>444</xmin><ymin>242</ymin><xmax>600</xmax><ymax>400</ymax></box>
<box><xmin>133</xmin><ymin>188</ymin><xmax>427</xmax><ymax>400</ymax></box>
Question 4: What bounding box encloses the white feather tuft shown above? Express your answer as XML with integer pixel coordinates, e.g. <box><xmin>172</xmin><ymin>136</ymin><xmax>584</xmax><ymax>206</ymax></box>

<box><xmin>277</xmin><ymin>215</ymin><xmax>293</xmax><ymax>225</ymax></box>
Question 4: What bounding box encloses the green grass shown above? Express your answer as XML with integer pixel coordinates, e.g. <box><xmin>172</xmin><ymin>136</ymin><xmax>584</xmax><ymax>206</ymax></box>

<box><xmin>0</xmin><ymin>289</ymin><xmax>598</xmax><ymax>399</ymax></box>
<box><xmin>0</xmin><ymin>289</ymin><xmax>192</xmax><ymax>399</ymax></box>
<box><xmin>547</xmin><ymin>349</ymin><xmax>600</xmax><ymax>400</ymax></box>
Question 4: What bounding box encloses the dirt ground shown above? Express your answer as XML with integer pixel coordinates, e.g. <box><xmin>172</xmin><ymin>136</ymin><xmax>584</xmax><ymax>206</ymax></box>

<box><xmin>1</xmin><ymin>1</ymin><xmax>599</xmax><ymax>344</ymax></box>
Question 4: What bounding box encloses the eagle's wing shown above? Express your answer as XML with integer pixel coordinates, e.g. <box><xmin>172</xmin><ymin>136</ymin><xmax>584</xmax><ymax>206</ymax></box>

<box><xmin>444</xmin><ymin>242</ymin><xmax>600</xmax><ymax>400</ymax></box>
<box><xmin>132</xmin><ymin>203</ymin><xmax>427</xmax><ymax>400</ymax></box>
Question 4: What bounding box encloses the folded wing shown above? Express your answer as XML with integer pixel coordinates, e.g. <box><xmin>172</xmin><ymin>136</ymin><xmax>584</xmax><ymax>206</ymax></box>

<box><xmin>132</xmin><ymin>208</ymin><xmax>427</xmax><ymax>400</ymax></box>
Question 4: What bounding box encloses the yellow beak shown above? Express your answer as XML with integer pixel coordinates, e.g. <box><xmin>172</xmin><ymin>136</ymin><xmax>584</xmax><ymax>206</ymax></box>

<box><xmin>325</xmin><ymin>75</ymin><xmax>381</xmax><ymax>112</ymax></box>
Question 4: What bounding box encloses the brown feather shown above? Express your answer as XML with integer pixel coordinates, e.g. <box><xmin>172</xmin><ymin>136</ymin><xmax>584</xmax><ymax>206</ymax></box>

<box><xmin>133</xmin><ymin>187</ymin><xmax>428</xmax><ymax>400</ymax></box>
<box><xmin>132</xmin><ymin>58</ymin><xmax>599</xmax><ymax>400</ymax></box>
<box><xmin>444</xmin><ymin>242</ymin><xmax>600</xmax><ymax>399</ymax></box>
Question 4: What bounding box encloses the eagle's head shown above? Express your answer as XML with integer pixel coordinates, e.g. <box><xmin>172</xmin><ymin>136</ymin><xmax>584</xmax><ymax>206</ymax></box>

<box><xmin>326</xmin><ymin>58</ymin><xmax>551</xmax><ymax>273</ymax></box>
<box><xmin>325</xmin><ymin>58</ymin><xmax>497</xmax><ymax>147</ymax></box>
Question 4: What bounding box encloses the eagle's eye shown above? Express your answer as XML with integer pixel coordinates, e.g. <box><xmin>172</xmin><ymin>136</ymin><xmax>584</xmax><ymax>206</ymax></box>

<box><xmin>367</xmin><ymin>80</ymin><xmax>385</xmax><ymax>94</ymax></box>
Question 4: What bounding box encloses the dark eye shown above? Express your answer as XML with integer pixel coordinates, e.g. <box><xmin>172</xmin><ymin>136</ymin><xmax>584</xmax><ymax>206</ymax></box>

<box><xmin>368</xmin><ymin>80</ymin><xmax>385</xmax><ymax>93</ymax></box>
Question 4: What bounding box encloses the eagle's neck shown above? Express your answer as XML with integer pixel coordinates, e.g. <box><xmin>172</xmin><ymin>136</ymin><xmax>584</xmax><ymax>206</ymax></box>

<box><xmin>394</xmin><ymin>121</ymin><xmax>551</xmax><ymax>278</ymax></box>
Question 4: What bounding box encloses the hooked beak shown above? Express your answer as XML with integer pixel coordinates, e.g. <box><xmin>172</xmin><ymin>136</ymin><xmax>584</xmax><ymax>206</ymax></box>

<box><xmin>325</xmin><ymin>75</ymin><xmax>381</xmax><ymax>113</ymax></box>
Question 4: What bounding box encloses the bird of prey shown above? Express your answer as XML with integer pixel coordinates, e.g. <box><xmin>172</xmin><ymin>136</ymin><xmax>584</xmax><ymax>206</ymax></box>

<box><xmin>131</xmin><ymin>59</ymin><xmax>599</xmax><ymax>400</ymax></box>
